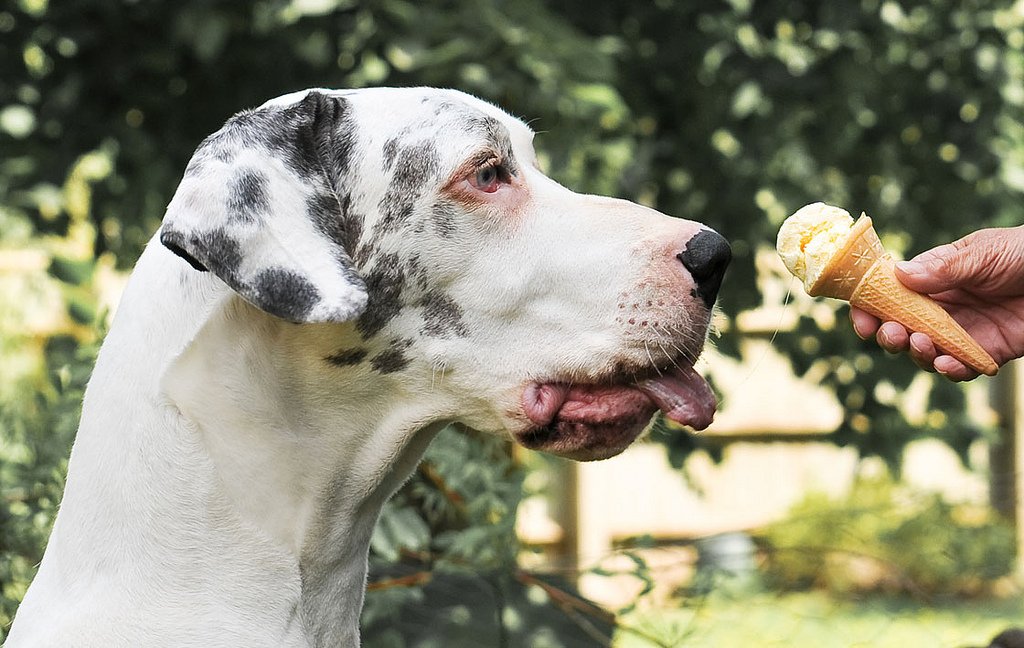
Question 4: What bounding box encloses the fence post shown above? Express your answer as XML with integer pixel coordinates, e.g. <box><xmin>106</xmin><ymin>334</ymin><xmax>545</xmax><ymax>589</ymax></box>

<box><xmin>990</xmin><ymin>360</ymin><xmax>1024</xmax><ymax>574</ymax></box>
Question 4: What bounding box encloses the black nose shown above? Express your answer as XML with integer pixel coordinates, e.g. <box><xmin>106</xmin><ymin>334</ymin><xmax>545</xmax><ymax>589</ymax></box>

<box><xmin>677</xmin><ymin>229</ymin><xmax>731</xmax><ymax>308</ymax></box>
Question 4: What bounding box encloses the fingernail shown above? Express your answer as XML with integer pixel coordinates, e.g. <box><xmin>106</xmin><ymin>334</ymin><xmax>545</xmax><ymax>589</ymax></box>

<box><xmin>897</xmin><ymin>260</ymin><xmax>925</xmax><ymax>275</ymax></box>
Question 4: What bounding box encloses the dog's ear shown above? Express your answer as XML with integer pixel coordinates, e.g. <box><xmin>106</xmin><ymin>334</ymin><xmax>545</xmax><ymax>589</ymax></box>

<box><xmin>159</xmin><ymin>90</ymin><xmax>367</xmax><ymax>323</ymax></box>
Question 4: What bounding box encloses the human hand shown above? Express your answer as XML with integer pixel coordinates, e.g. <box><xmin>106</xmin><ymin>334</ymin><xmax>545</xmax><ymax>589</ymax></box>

<box><xmin>849</xmin><ymin>225</ymin><xmax>1024</xmax><ymax>381</ymax></box>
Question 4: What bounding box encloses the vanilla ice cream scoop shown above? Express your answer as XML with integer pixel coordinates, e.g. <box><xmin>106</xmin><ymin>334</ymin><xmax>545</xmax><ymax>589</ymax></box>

<box><xmin>775</xmin><ymin>202</ymin><xmax>998</xmax><ymax>376</ymax></box>
<box><xmin>776</xmin><ymin>202</ymin><xmax>855</xmax><ymax>292</ymax></box>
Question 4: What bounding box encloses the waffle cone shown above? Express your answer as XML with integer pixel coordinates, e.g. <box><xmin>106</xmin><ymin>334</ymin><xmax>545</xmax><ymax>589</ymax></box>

<box><xmin>809</xmin><ymin>216</ymin><xmax>998</xmax><ymax>376</ymax></box>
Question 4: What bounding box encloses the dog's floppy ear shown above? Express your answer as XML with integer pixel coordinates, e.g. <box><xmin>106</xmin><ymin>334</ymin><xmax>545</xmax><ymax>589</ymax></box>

<box><xmin>159</xmin><ymin>90</ymin><xmax>367</xmax><ymax>323</ymax></box>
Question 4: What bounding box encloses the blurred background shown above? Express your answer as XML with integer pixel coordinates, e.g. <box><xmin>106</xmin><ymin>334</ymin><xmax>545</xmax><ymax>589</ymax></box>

<box><xmin>2</xmin><ymin>0</ymin><xmax>1024</xmax><ymax>645</ymax></box>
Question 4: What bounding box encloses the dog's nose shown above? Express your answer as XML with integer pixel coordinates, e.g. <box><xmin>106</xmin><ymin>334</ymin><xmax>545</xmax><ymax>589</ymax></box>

<box><xmin>677</xmin><ymin>229</ymin><xmax>731</xmax><ymax>308</ymax></box>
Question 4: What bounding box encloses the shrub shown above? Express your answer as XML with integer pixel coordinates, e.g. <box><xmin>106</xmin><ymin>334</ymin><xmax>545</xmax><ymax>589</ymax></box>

<box><xmin>760</xmin><ymin>475</ymin><xmax>1016</xmax><ymax>597</ymax></box>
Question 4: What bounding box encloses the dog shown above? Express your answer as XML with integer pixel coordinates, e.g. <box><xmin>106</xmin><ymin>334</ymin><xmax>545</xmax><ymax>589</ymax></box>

<box><xmin>6</xmin><ymin>87</ymin><xmax>730</xmax><ymax>647</ymax></box>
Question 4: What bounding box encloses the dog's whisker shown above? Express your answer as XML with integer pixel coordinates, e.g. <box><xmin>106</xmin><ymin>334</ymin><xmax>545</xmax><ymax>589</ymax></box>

<box><xmin>643</xmin><ymin>342</ymin><xmax>663</xmax><ymax>377</ymax></box>
<box><xmin>652</xmin><ymin>328</ymin><xmax>686</xmax><ymax>373</ymax></box>
<box><xmin>661</xmin><ymin>324</ymin><xmax>704</xmax><ymax>360</ymax></box>
<box><xmin>432</xmin><ymin>360</ymin><xmax>449</xmax><ymax>390</ymax></box>
<box><xmin>644</xmin><ymin>323</ymin><xmax>697</xmax><ymax>370</ymax></box>
<box><xmin>649</xmin><ymin>334</ymin><xmax>673</xmax><ymax>367</ymax></box>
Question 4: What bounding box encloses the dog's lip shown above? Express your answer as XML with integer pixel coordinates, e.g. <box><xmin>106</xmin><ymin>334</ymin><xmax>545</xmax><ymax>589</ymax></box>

<box><xmin>517</xmin><ymin>365</ymin><xmax>716</xmax><ymax>460</ymax></box>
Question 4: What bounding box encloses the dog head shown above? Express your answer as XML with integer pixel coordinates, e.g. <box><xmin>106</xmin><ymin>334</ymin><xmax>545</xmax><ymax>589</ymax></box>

<box><xmin>161</xmin><ymin>88</ymin><xmax>729</xmax><ymax>461</ymax></box>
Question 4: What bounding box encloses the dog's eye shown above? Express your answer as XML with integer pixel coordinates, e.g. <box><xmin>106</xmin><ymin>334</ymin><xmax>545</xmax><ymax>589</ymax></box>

<box><xmin>471</xmin><ymin>163</ymin><xmax>505</xmax><ymax>193</ymax></box>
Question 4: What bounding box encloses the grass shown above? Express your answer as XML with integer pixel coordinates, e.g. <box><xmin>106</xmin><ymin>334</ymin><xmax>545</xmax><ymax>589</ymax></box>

<box><xmin>614</xmin><ymin>591</ymin><xmax>1024</xmax><ymax>648</ymax></box>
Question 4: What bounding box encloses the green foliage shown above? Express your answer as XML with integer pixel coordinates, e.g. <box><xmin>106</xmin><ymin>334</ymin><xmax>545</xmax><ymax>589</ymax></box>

<box><xmin>564</xmin><ymin>0</ymin><xmax>1024</xmax><ymax>301</ymax></box>
<box><xmin>2</xmin><ymin>0</ymin><xmax>1023</xmax><ymax>641</ymax></box>
<box><xmin>362</xmin><ymin>568</ymin><xmax>615</xmax><ymax>647</ymax></box>
<box><xmin>369</xmin><ymin>425</ymin><xmax>524</xmax><ymax>572</ymax></box>
<box><xmin>362</xmin><ymin>429</ymin><xmax>613</xmax><ymax>645</ymax></box>
<box><xmin>5</xmin><ymin>0</ymin><xmax>1020</xmax><ymax>466</ymax></box>
<box><xmin>2</xmin><ymin>0</ymin><xmax>627</xmax><ymax>639</ymax></box>
<box><xmin>557</xmin><ymin>0</ymin><xmax>1022</xmax><ymax>466</ymax></box>
<box><xmin>362</xmin><ymin>428</ymin><xmax>522</xmax><ymax>635</ymax></box>
<box><xmin>617</xmin><ymin>591</ymin><xmax>1024</xmax><ymax>648</ymax></box>
<box><xmin>0</xmin><ymin>334</ymin><xmax>97</xmax><ymax>629</ymax></box>
<box><xmin>0</xmin><ymin>0</ymin><xmax>628</xmax><ymax>266</ymax></box>
<box><xmin>760</xmin><ymin>475</ymin><xmax>1016</xmax><ymax>597</ymax></box>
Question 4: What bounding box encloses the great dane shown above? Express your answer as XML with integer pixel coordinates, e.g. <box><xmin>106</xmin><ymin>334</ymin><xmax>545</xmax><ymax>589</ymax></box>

<box><xmin>7</xmin><ymin>87</ymin><xmax>730</xmax><ymax>647</ymax></box>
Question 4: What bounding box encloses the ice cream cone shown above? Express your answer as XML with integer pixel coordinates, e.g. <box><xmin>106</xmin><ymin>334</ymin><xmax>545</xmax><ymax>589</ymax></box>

<box><xmin>809</xmin><ymin>215</ymin><xmax>998</xmax><ymax>376</ymax></box>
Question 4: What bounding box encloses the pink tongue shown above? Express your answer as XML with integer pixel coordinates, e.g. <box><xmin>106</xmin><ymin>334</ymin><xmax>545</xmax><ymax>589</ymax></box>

<box><xmin>638</xmin><ymin>365</ymin><xmax>716</xmax><ymax>430</ymax></box>
<box><xmin>524</xmin><ymin>366</ymin><xmax>717</xmax><ymax>431</ymax></box>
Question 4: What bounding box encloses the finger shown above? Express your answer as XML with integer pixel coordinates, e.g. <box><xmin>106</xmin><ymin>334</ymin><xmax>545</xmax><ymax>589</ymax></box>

<box><xmin>876</xmin><ymin>321</ymin><xmax>910</xmax><ymax>354</ymax></box>
<box><xmin>897</xmin><ymin>229</ymin><xmax>1011</xmax><ymax>295</ymax></box>
<box><xmin>933</xmin><ymin>354</ymin><xmax>979</xmax><ymax>382</ymax></box>
<box><xmin>908</xmin><ymin>331</ymin><xmax>939</xmax><ymax>372</ymax></box>
<box><xmin>894</xmin><ymin>247</ymin><xmax>953</xmax><ymax>293</ymax></box>
<box><xmin>849</xmin><ymin>307</ymin><xmax>881</xmax><ymax>340</ymax></box>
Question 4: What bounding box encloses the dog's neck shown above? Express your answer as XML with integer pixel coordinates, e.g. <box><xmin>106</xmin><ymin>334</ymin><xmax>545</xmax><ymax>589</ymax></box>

<box><xmin>41</xmin><ymin>244</ymin><xmax>450</xmax><ymax>646</ymax></box>
<box><xmin>162</xmin><ymin>298</ymin><xmax>448</xmax><ymax>642</ymax></box>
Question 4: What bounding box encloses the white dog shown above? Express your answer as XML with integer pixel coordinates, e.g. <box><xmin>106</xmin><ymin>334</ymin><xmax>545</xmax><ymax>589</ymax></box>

<box><xmin>6</xmin><ymin>87</ymin><xmax>730</xmax><ymax>647</ymax></box>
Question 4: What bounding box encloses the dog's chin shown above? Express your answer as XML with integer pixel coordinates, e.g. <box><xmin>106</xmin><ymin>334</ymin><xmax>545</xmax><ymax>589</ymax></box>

<box><xmin>514</xmin><ymin>412</ymin><xmax>654</xmax><ymax>461</ymax></box>
<box><xmin>514</xmin><ymin>384</ymin><xmax>659</xmax><ymax>461</ymax></box>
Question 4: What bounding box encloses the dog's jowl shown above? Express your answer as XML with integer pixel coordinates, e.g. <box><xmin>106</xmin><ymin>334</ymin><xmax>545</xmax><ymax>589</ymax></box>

<box><xmin>6</xmin><ymin>87</ymin><xmax>730</xmax><ymax>647</ymax></box>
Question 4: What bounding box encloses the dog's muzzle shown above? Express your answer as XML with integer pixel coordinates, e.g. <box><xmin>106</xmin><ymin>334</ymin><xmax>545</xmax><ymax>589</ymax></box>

<box><xmin>518</xmin><ymin>365</ymin><xmax>716</xmax><ymax>461</ymax></box>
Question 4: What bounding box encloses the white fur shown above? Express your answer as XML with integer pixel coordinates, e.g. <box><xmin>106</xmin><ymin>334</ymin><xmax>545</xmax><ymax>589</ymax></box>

<box><xmin>6</xmin><ymin>88</ymin><xmax>714</xmax><ymax>647</ymax></box>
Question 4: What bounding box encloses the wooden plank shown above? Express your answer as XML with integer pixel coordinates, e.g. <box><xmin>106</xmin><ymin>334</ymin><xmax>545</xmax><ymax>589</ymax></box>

<box><xmin>989</xmin><ymin>359</ymin><xmax>1024</xmax><ymax>574</ymax></box>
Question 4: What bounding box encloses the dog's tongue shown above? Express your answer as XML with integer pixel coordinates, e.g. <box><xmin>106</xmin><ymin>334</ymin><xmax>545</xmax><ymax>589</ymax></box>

<box><xmin>522</xmin><ymin>366</ymin><xmax>716</xmax><ymax>431</ymax></box>
<box><xmin>637</xmin><ymin>365</ymin><xmax>716</xmax><ymax>431</ymax></box>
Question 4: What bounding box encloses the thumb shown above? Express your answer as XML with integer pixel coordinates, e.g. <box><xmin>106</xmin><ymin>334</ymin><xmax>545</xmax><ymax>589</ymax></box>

<box><xmin>895</xmin><ymin>238</ymin><xmax>983</xmax><ymax>294</ymax></box>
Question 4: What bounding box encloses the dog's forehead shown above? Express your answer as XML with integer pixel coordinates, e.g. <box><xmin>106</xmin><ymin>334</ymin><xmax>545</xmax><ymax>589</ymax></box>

<box><xmin>268</xmin><ymin>87</ymin><xmax>535</xmax><ymax>158</ymax></box>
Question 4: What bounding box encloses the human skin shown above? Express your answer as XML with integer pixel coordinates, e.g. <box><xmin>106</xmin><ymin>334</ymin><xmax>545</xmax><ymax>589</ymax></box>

<box><xmin>849</xmin><ymin>225</ymin><xmax>1024</xmax><ymax>382</ymax></box>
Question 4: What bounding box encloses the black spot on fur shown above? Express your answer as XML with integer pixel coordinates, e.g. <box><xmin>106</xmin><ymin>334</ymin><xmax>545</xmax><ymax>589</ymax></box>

<box><xmin>431</xmin><ymin>201</ymin><xmax>459</xmax><ymax>239</ymax></box>
<box><xmin>325</xmin><ymin>348</ymin><xmax>368</xmax><ymax>367</ymax></box>
<box><xmin>356</xmin><ymin>253</ymin><xmax>405</xmax><ymax>339</ymax></box>
<box><xmin>353</xmin><ymin>238</ymin><xmax>374</xmax><ymax>269</ymax></box>
<box><xmin>382</xmin><ymin>137</ymin><xmax>399</xmax><ymax>170</ymax></box>
<box><xmin>405</xmin><ymin>255</ymin><xmax>430</xmax><ymax>291</ymax></box>
<box><xmin>370</xmin><ymin>339</ymin><xmax>413</xmax><ymax>374</ymax></box>
<box><xmin>376</xmin><ymin>141</ymin><xmax>440</xmax><ymax>234</ymax></box>
<box><xmin>195</xmin><ymin>91</ymin><xmax>354</xmax><ymax>193</ymax></box>
<box><xmin>226</xmin><ymin>169</ymin><xmax>270</xmax><ymax>223</ymax></box>
<box><xmin>262</xmin><ymin>113</ymin><xmax>321</xmax><ymax>179</ymax></box>
<box><xmin>201</xmin><ymin>228</ymin><xmax>245</xmax><ymax>279</ymax></box>
<box><xmin>338</xmin><ymin>195</ymin><xmax>364</xmax><ymax>259</ymax></box>
<box><xmin>305</xmin><ymin>192</ymin><xmax>367</xmax><ymax>299</ymax></box>
<box><xmin>308</xmin><ymin>192</ymin><xmax>363</xmax><ymax>262</ymax></box>
<box><xmin>321</xmin><ymin>108</ymin><xmax>357</xmax><ymax>187</ymax></box>
<box><xmin>259</xmin><ymin>92</ymin><xmax>348</xmax><ymax>180</ymax></box>
<box><xmin>251</xmin><ymin>267</ymin><xmax>321</xmax><ymax>322</ymax></box>
<box><xmin>420</xmin><ymin>291</ymin><xmax>468</xmax><ymax>338</ymax></box>
<box><xmin>168</xmin><ymin>229</ymin><xmax>328</xmax><ymax>324</ymax></box>
<box><xmin>307</xmin><ymin>191</ymin><xmax>339</xmax><ymax>241</ymax></box>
